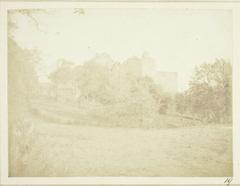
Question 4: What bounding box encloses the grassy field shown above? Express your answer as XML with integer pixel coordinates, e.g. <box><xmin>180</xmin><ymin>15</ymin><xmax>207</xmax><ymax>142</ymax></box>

<box><xmin>8</xmin><ymin>99</ymin><xmax>232</xmax><ymax>177</ymax></box>
<box><xmin>10</xmin><ymin>114</ymin><xmax>232</xmax><ymax>177</ymax></box>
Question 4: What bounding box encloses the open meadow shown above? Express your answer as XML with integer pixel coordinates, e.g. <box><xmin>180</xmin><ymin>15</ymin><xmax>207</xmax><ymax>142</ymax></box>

<box><xmin>9</xmin><ymin>100</ymin><xmax>232</xmax><ymax>177</ymax></box>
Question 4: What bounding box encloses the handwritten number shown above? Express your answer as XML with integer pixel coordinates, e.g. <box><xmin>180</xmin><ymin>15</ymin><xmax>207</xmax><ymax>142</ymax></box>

<box><xmin>224</xmin><ymin>177</ymin><xmax>233</xmax><ymax>186</ymax></box>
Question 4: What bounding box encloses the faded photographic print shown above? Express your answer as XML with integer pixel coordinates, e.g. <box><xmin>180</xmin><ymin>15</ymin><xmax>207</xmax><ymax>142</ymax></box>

<box><xmin>8</xmin><ymin>7</ymin><xmax>233</xmax><ymax>177</ymax></box>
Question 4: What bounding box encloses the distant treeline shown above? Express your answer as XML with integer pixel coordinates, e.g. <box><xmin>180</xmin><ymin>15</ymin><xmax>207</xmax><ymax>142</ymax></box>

<box><xmin>9</xmin><ymin>37</ymin><xmax>232</xmax><ymax>125</ymax></box>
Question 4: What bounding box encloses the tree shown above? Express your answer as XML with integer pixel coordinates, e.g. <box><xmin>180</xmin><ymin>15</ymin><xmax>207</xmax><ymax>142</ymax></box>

<box><xmin>175</xmin><ymin>92</ymin><xmax>188</xmax><ymax>115</ymax></box>
<box><xmin>8</xmin><ymin>9</ymin><xmax>43</xmax><ymax>107</ymax></box>
<box><xmin>8</xmin><ymin>22</ymin><xmax>41</xmax><ymax>176</ymax></box>
<box><xmin>8</xmin><ymin>38</ymin><xmax>39</xmax><ymax>109</ymax></box>
<box><xmin>180</xmin><ymin>59</ymin><xmax>232</xmax><ymax>123</ymax></box>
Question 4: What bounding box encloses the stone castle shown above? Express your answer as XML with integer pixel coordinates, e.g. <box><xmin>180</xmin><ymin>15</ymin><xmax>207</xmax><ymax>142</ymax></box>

<box><xmin>123</xmin><ymin>53</ymin><xmax>178</xmax><ymax>96</ymax></box>
<box><xmin>40</xmin><ymin>53</ymin><xmax>178</xmax><ymax>101</ymax></box>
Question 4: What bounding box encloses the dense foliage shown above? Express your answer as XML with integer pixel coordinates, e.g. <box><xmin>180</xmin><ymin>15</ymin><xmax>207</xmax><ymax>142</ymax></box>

<box><xmin>175</xmin><ymin>59</ymin><xmax>232</xmax><ymax>123</ymax></box>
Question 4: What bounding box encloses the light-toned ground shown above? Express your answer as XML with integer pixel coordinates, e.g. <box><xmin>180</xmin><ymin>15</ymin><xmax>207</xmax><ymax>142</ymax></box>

<box><xmin>14</xmin><ymin>119</ymin><xmax>232</xmax><ymax>177</ymax></box>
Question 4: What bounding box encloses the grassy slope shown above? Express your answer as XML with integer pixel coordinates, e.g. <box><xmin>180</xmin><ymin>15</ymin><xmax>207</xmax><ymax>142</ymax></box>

<box><xmin>30</xmin><ymin>99</ymin><xmax>202</xmax><ymax>128</ymax></box>
<box><xmin>15</xmin><ymin>118</ymin><xmax>232</xmax><ymax>177</ymax></box>
<box><xmin>10</xmin><ymin>99</ymin><xmax>232</xmax><ymax>176</ymax></box>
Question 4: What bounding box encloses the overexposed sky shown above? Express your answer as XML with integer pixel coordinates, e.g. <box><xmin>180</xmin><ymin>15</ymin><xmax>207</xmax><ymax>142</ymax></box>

<box><xmin>11</xmin><ymin>8</ymin><xmax>232</xmax><ymax>91</ymax></box>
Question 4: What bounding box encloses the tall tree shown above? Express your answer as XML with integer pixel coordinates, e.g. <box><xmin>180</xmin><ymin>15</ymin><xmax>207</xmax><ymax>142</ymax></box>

<box><xmin>183</xmin><ymin>59</ymin><xmax>232</xmax><ymax>123</ymax></box>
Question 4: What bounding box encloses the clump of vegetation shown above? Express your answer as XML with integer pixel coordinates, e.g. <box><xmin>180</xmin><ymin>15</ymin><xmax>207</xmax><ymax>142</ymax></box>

<box><xmin>48</xmin><ymin>54</ymin><xmax>172</xmax><ymax>127</ymax></box>
<box><xmin>8</xmin><ymin>14</ymin><xmax>47</xmax><ymax>174</ymax></box>
<box><xmin>175</xmin><ymin>59</ymin><xmax>232</xmax><ymax>124</ymax></box>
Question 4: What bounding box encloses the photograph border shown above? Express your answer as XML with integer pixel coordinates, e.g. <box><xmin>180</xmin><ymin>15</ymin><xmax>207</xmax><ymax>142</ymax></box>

<box><xmin>0</xmin><ymin>1</ymin><xmax>240</xmax><ymax>185</ymax></box>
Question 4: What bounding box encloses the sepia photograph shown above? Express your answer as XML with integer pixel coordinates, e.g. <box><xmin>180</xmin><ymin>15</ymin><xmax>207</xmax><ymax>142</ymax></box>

<box><xmin>1</xmin><ymin>1</ymin><xmax>240</xmax><ymax>185</ymax></box>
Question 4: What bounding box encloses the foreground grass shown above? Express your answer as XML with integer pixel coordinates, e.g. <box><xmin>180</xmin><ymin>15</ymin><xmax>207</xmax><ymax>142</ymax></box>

<box><xmin>9</xmin><ymin>99</ymin><xmax>232</xmax><ymax>176</ymax></box>
<box><xmin>10</xmin><ymin>118</ymin><xmax>232</xmax><ymax>177</ymax></box>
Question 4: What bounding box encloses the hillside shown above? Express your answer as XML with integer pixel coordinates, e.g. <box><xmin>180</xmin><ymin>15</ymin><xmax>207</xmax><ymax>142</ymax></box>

<box><xmin>9</xmin><ymin>99</ymin><xmax>232</xmax><ymax>177</ymax></box>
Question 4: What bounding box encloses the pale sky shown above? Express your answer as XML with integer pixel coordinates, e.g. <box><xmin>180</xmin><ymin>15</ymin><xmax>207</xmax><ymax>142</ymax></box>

<box><xmin>11</xmin><ymin>8</ymin><xmax>232</xmax><ymax>91</ymax></box>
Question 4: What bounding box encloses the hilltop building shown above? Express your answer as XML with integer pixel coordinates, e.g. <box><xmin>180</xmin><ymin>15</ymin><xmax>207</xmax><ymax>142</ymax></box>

<box><xmin>120</xmin><ymin>53</ymin><xmax>178</xmax><ymax>96</ymax></box>
<box><xmin>43</xmin><ymin>53</ymin><xmax>178</xmax><ymax>102</ymax></box>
